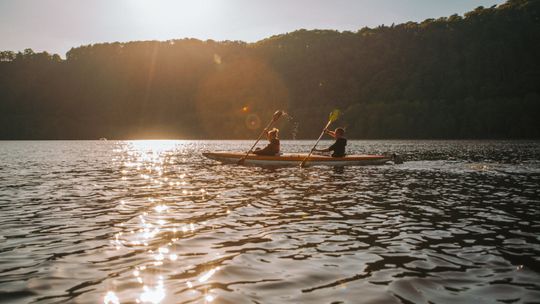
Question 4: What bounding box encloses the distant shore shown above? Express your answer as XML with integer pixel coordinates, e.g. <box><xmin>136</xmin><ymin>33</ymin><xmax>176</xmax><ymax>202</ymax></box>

<box><xmin>1</xmin><ymin>0</ymin><xmax>539</xmax><ymax>139</ymax></box>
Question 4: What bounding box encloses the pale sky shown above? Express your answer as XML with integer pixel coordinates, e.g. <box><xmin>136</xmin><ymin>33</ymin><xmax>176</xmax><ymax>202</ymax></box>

<box><xmin>0</xmin><ymin>0</ymin><xmax>505</xmax><ymax>56</ymax></box>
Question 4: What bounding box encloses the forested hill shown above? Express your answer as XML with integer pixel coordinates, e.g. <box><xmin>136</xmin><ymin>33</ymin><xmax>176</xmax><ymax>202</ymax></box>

<box><xmin>1</xmin><ymin>0</ymin><xmax>539</xmax><ymax>139</ymax></box>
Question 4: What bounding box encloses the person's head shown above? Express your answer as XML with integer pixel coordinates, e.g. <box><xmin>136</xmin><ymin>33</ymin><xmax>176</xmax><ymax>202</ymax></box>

<box><xmin>268</xmin><ymin>128</ymin><xmax>279</xmax><ymax>140</ymax></box>
<box><xmin>335</xmin><ymin>127</ymin><xmax>345</xmax><ymax>138</ymax></box>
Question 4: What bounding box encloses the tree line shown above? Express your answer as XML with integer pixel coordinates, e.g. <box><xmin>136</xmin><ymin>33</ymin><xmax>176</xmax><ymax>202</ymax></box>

<box><xmin>0</xmin><ymin>0</ymin><xmax>539</xmax><ymax>139</ymax></box>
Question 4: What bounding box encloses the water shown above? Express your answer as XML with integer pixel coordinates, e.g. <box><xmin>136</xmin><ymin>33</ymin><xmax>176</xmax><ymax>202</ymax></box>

<box><xmin>0</xmin><ymin>140</ymin><xmax>539</xmax><ymax>304</ymax></box>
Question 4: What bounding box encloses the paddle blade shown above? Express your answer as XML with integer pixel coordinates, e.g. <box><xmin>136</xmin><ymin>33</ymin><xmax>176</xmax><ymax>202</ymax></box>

<box><xmin>272</xmin><ymin>110</ymin><xmax>284</xmax><ymax>122</ymax></box>
<box><xmin>328</xmin><ymin>109</ymin><xmax>340</xmax><ymax>123</ymax></box>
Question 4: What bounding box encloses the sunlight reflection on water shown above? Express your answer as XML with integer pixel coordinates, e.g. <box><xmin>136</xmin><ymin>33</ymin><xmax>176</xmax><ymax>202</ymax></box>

<box><xmin>0</xmin><ymin>140</ymin><xmax>539</xmax><ymax>303</ymax></box>
<box><xmin>104</xmin><ymin>140</ymin><xmax>222</xmax><ymax>303</ymax></box>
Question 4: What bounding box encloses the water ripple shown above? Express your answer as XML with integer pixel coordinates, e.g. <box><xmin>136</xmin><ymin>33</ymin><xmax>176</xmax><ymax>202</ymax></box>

<box><xmin>0</xmin><ymin>140</ymin><xmax>539</xmax><ymax>303</ymax></box>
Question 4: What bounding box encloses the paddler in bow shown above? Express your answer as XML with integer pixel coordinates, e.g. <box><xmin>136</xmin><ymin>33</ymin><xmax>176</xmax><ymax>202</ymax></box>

<box><xmin>253</xmin><ymin>128</ymin><xmax>280</xmax><ymax>156</ymax></box>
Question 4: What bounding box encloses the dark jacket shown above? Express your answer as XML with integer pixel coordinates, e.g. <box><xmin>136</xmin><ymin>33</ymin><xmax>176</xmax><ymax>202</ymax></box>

<box><xmin>253</xmin><ymin>139</ymin><xmax>280</xmax><ymax>156</ymax></box>
<box><xmin>328</xmin><ymin>137</ymin><xmax>347</xmax><ymax>157</ymax></box>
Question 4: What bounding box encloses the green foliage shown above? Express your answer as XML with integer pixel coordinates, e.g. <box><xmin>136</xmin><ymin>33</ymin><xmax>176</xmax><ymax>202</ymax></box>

<box><xmin>0</xmin><ymin>0</ymin><xmax>539</xmax><ymax>139</ymax></box>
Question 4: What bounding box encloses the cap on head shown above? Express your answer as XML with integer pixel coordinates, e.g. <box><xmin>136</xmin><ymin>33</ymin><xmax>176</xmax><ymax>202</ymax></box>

<box><xmin>335</xmin><ymin>127</ymin><xmax>345</xmax><ymax>136</ymax></box>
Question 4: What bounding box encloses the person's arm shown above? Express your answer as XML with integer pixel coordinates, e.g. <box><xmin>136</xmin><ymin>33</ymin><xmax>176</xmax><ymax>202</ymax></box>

<box><xmin>313</xmin><ymin>129</ymin><xmax>335</xmax><ymax>152</ymax></box>
<box><xmin>253</xmin><ymin>145</ymin><xmax>270</xmax><ymax>155</ymax></box>
<box><xmin>324</xmin><ymin>129</ymin><xmax>337</xmax><ymax>138</ymax></box>
<box><xmin>253</xmin><ymin>129</ymin><xmax>271</xmax><ymax>155</ymax></box>
<box><xmin>327</xmin><ymin>141</ymin><xmax>337</xmax><ymax>152</ymax></box>
<box><xmin>253</xmin><ymin>140</ymin><xmax>279</xmax><ymax>155</ymax></box>
<box><xmin>313</xmin><ymin>147</ymin><xmax>330</xmax><ymax>152</ymax></box>
<box><xmin>314</xmin><ymin>141</ymin><xmax>336</xmax><ymax>152</ymax></box>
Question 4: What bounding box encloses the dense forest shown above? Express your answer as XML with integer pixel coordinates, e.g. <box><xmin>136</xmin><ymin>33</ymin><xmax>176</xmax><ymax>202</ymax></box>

<box><xmin>1</xmin><ymin>0</ymin><xmax>539</xmax><ymax>139</ymax></box>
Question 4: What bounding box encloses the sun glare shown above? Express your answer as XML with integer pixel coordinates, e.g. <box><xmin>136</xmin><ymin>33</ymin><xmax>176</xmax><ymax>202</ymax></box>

<box><xmin>129</xmin><ymin>0</ymin><xmax>220</xmax><ymax>38</ymax></box>
<box><xmin>128</xmin><ymin>140</ymin><xmax>178</xmax><ymax>155</ymax></box>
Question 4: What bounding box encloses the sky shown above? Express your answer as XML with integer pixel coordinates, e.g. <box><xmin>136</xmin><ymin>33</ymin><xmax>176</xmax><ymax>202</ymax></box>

<box><xmin>0</xmin><ymin>0</ymin><xmax>505</xmax><ymax>56</ymax></box>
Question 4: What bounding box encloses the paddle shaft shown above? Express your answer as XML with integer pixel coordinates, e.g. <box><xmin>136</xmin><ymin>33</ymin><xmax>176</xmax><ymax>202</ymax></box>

<box><xmin>300</xmin><ymin>119</ymin><xmax>334</xmax><ymax>167</ymax></box>
<box><xmin>238</xmin><ymin>118</ymin><xmax>278</xmax><ymax>164</ymax></box>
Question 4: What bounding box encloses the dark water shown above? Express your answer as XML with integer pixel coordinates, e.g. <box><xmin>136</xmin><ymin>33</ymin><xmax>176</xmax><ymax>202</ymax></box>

<box><xmin>0</xmin><ymin>140</ymin><xmax>539</xmax><ymax>304</ymax></box>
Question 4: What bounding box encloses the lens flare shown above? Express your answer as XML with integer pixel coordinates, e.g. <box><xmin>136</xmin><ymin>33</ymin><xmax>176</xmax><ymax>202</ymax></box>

<box><xmin>245</xmin><ymin>114</ymin><xmax>261</xmax><ymax>130</ymax></box>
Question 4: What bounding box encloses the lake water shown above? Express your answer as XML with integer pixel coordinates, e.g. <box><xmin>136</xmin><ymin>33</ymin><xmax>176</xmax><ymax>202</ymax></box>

<box><xmin>0</xmin><ymin>140</ymin><xmax>539</xmax><ymax>304</ymax></box>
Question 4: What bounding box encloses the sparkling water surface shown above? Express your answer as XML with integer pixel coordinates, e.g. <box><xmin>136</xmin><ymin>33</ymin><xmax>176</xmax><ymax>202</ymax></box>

<box><xmin>0</xmin><ymin>140</ymin><xmax>539</xmax><ymax>304</ymax></box>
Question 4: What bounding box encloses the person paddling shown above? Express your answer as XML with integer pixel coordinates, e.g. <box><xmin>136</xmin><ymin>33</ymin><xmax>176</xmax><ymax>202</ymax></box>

<box><xmin>314</xmin><ymin>127</ymin><xmax>347</xmax><ymax>157</ymax></box>
<box><xmin>253</xmin><ymin>128</ymin><xmax>280</xmax><ymax>156</ymax></box>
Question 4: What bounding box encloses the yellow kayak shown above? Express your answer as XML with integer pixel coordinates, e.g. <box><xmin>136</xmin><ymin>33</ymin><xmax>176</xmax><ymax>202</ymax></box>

<box><xmin>202</xmin><ymin>151</ymin><xmax>393</xmax><ymax>166</ymax></box>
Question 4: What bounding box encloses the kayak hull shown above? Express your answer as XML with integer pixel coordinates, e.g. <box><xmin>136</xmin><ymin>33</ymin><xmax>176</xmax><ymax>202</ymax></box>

<box><xmin>202</xmin><ymin>152</ymin><xmax>392</xmax><ymax>166</ymax></box>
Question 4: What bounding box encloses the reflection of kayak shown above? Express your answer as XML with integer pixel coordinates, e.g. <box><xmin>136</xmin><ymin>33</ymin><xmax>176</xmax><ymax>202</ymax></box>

<box><xmin>203</xmin><ymin>152</ymin><xmax>394</xmax><ymax>166</ymax></box>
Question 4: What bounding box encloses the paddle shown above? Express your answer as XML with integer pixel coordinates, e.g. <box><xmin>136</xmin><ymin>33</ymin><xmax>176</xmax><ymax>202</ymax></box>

<box><xmin>238</xmin><ymin>110</ymin><xmax>284</xmax><ymax>165</ymax></box>
<box><xmin>300</xmin><ymin>109</ymin><xmax>340</xmax><ymax>168</ymax></box>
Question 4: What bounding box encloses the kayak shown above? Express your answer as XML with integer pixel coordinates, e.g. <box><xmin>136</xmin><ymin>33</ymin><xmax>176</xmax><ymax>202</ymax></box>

<box><xmin>202</xmin><ymin>151</ymin><xmax>394</xmax><ymax>166</ymax></box>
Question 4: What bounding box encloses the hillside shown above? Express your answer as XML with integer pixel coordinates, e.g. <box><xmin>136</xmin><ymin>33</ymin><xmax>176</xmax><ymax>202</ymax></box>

<box><xmin>0</xmin><ymin>0</ymin><xmax>539</xmax><ymax>139</ymax></box>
